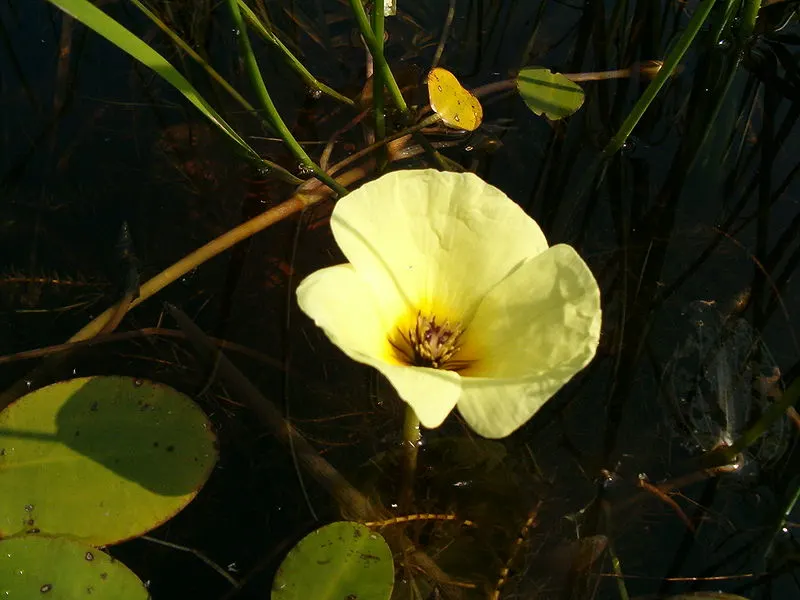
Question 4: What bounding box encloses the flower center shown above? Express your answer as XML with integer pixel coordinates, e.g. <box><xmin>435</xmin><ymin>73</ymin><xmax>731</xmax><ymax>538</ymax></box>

<box><xmin>391</xmin><ymin>313</ymin><xmax>469</xmax><ymax>371</ymax></box>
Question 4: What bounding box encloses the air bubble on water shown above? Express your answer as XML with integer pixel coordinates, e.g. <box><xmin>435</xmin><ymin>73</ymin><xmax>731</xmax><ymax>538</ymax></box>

<box><xmin>297</xmin><ymin>164</ymin><xmax>314</xmax><ymax>177</ymax></box>
<box><xmin>232</xmin><ymin>28</ymin><xmax>240</xmax><ymax>37</ymax></box>
<box><xmin>256</xmin><ymin>165</ymin><xmax>271</xmax><ymax>177</ymax></box>
<box><xmin>717</xmin><ymin>38</ymin><xmax>731</xmax><ymax>50</ymax></box>
<box><xmin>464</xmin><ymin>145</ymin><xmax>474</xmax><ymax>152</ymax></box>
<box><xmin>308</xmin><ymin>87</ymin><xmax>323</xmax><ymax>100</ymax></box>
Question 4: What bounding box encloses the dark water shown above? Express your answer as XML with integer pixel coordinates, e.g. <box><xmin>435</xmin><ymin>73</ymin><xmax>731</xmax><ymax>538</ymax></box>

<box><xmin>1</xmin><ymin>1</ymin><xmax>799</xmax><ymax>598</ymax></box>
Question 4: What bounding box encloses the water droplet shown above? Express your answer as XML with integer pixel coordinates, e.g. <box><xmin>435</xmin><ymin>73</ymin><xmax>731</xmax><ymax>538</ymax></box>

<box><xmin>308</xmin><ymin>87</ymin><xmax>322</xmax><ymax>100</ymax></box>
<box><xmin>180</xmin><ymin>268</ymin><xmax>199</xmax><ymax>285</ymax></box>
<box><xmin>24</xmin><ymin>504</ymin><xmax>33</xmax><ymax>512</ymax></box>
<box><xmin>40</xmin><ymin>583</ymin><xmax>52</xmax><ymax>593</ymax></box>
<box><xmin>297</xmin><ymin>164</ymin><xmax>314</xmax><ymax>177</ymax></box>
<box><xmin>621</xmin><ymin>138</ymin><xmax>636</xmax><ymax>153</ymax></box>
<box><xmin>133</xmin><ymin>379</ymin><xmax>143</xmax><ymax>388</ymax></box>
<box><xmin>717</xmin><ymin>38</ymin><xmax>731</xmax><ymax>50</ymax></box>
<box><xmin>232</xmin><ymin>28</ymin><xmax>240</xmax><ymax>37</ymax></box>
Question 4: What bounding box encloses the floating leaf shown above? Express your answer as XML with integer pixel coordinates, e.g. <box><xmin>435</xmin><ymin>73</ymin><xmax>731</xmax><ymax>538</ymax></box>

<box><xmin>0</xmin><ymin>534</ymin><xmax>149</xmax><ymax>599</ymax></box>
<box><xmin>516</xmin><ymin>67</ymin><xmax>585</xmax><ymax>120</ymax></box>
<box><xmin>0</xmin><ymin>376</ymin><xmax>217</xmax><ymax>546</ymax></box>
<box><xmin>427</xmin><ymin>67</ymin><xmax>483</xmax><ymax>131</ymax></box>
<box><xmin>272</xmin><ymin>521</ymin><xmax>394</xmax><ymax>600</ymax></box>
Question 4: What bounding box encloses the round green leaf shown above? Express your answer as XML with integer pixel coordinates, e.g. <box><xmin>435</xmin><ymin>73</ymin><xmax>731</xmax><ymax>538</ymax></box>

<box><xmin>0</xmin><ymin>376</ymin><xmax>218</xmax><ymax>545</ymax></box>
<box><xmin>0</xmin><ymin>534</ymin><xmax>150</xmax><ymax>599</ymax></box>
<box><xmin>516</xmin><ymin>67</ymin><xmax>585</xmax><ymax>120</ymax></box>
<box><xmin>272</xmin><ymin>521</ymin><xmax>394</xmax><ymax>600</ymax></box>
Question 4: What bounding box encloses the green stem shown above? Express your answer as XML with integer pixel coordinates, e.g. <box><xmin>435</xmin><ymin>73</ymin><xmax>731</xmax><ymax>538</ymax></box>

<box><xmin>348</xmin><ymin>0</ymin><xmax>407</xmax><ymax>115</ymax></box>
<box><xmin>400</xmin><ymin>403</ymin><xmax>421</xmax><ymax>510</ymax></box>
<box><xmin>371</xmin><ymin>1</ymin><xmax>387</xmax><ymax>171</ymax></box>
<box><xmin>709</xmin><ymin>0</ymin><xmax>738</xmax><ymax>45</ymax></box>
<box><xmin>741</xmin><ymin>0</ymin><xmax>763</xmax><ymax>38</ymax></box>
<box><xmin>225</xmin><ymin>0</ymin><xmax>348</xmax><ymax>197</ymax></box>
<box><xmin>348</xmin><ymin>0</ymin><xmax>455</xmax><ymax>172</ymax></box>
<box><xmin>603</xmin><ymin>0</ymin><xmax>719</xmax><ymax>157</ymax></box>
<box><xmin>237</xmin><ymin>0</ymin><xmax>355</xmax><ymax>107</ymax></box>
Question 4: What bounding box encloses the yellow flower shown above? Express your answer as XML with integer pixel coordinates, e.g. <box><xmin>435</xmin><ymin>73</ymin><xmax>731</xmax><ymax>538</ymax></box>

<box><xmin>296</xmin><ymin>169</ymin><xmax>601</xmax><ymax>438</ymax></box>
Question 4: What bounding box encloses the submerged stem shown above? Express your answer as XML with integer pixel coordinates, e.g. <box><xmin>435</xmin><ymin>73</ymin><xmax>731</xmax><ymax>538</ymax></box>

<box><xmin>400</xmin><ymin>403</ymin><xmax>421</xmax><ymax>510</ymax></box>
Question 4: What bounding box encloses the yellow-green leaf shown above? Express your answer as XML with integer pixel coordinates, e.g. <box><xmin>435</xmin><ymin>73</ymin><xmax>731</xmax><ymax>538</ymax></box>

<box><xmin>0</xmin><ymin>376</ymin><xmax>218</xmax><ymax>546</ymax></box>
<box><xmin>516</xmin><ymin>67</ymin><xmax>585</xmax><ymax>120</ymax></box>
<box><xmin>272</xmin><ymin>521</ymin><xmax>394</xmax><ymax>600</ymax></box>
<box><xmin>0</xmin><ymin>535</ymin><xmax>149</xmax><ymax>599</ymax></box>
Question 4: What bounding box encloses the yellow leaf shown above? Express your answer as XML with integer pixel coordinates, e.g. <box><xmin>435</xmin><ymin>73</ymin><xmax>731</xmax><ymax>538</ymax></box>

<box><xmin>427</xmin><ymin>67</ymin><xmax>483</xmax><ymax>131</ymax></box>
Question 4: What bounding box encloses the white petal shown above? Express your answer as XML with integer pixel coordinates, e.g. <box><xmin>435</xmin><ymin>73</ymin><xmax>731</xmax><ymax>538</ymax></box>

<box><xmin>456</xmin><ymin>244</ymin><xmax>601</xmax><ymax>437</ymax></box>
<box><xmin>330</xmin><ymin>169</ymin><xmax>549</xmax><ymax>322</ymax></box>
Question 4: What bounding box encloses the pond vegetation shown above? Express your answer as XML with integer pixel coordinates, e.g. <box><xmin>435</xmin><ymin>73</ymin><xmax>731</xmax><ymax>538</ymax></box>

<box><xmin>1</xmin><ymin>0</ymin><xmax>799</xmax><ymax>598</ymax></box>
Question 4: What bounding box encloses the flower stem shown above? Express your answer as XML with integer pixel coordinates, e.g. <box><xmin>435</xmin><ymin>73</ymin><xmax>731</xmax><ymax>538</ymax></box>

<box><xmin>399</xmin><ymin>403</ymin><xmax>421</xmax><ymax>510</ymax></box>
<box><xmin>371</xmin><ymin>1</ymin><xmax>387</xmax><ymax>172</ymax></box>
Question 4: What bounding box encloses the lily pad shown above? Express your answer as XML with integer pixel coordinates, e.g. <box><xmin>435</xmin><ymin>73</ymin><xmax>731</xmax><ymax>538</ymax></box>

<box><xmin>272</xmin><ymin>521</ymin><xmax>394</xmax><ymax>600</ymax></box>
<box><xmin>0</xmin><ymin>534</ymin><xmax>150</xmax><ymax>599</ymax></box>
<box><xmin>0</xmin><ymin>376</ymin><xmax>218</xmax><ymax>545</ymax></box>
<box><xmin>516</xmin><ymin>67</ymin><xmax>585</xmax><ymax>120</ymax></box>
<box><xmin>427</xmin><ymin>67</ymin><xmax>483</xmax><ymax>131</ymax></box>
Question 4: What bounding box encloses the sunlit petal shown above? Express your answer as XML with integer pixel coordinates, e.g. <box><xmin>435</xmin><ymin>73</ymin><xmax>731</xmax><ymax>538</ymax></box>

<box><xmin>296</xmin><ymin>263</ymin><xmax>462</xmax><ymax>428</ymax></box>
<box><xmin>373</xmin><ymin>364</ymin><xmax>462</xmax><ymax>429</ymax></box>
<box><xmin>457</xmin><ymin>372</ymin><xmax>579</xmax><ymax>439</ymax></box>
<box><xmin>296</xmin><ymin>264</ymin><xmax>399</xmax><ymax>365</ymax></box>
<box><xmin>456</xmin><ymin>244</ymin><xmax>601</xmax><ymax>437</ymax></box>
<box><xmin>330</xmin><ymin>169</ymin><xmax>549</xmax><ymax>320</ymax></box>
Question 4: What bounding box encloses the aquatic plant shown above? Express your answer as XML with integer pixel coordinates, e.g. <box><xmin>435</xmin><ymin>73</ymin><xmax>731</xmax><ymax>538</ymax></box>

<box><xmin>296</xmin><ymin>169</ymin><xmax>602</xmax><ymax>439</ymax></box>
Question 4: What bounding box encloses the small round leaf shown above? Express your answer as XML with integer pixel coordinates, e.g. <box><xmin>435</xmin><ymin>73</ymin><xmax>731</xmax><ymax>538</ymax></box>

<box><xmin>0</xmin><ymin>534</ymin><xmax>150</xmax><ymax>599</ymax></box>
<box><xmin>427</xmin><ymin>67</ymin><xmax>483</xmax><ymax>131</ymax></box>
<box><xmin>272</xmin><ymin>521</ymin><xmax>394</xmax><ymax>600</ymax></box>
<box><xmin>516</xmin><ymin>67</ymin><xmax>585</xmax><ymax>120</ymax></box>
<box><xmin>0</xmin><ymin>376</ymin><xmax>218</xmax><ymax>545</ymax></box>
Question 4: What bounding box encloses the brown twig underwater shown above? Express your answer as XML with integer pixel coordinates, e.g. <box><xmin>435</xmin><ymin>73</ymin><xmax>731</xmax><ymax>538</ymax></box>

<box><xmin>166</xmin><ymin>304</ymin><xmax>471</xmax><ymax>599</ymax></box>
